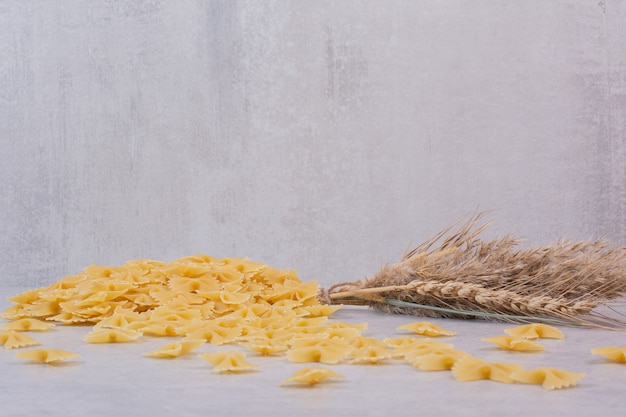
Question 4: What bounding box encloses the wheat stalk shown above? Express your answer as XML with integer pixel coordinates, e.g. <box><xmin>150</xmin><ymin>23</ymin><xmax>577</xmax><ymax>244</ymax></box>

<box><xmin>321</xmin><ymin>212</ymin><xmax>626</xmax><ymax>329</ymax></box>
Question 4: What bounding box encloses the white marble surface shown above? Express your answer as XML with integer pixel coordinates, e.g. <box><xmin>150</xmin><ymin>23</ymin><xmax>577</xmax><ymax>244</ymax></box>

<box><xmin>1</xmin><ymin>1</ymin><xmax>626</xmax><ymax>290</ymax></box>
<box><xmin>1</xmin><ymin>287</ymin><xmax>625</xmax><ymax>417</ymax></box>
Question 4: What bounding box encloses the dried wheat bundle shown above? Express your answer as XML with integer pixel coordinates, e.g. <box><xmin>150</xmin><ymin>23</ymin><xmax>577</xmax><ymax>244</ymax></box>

<box><xmin>319</xmin><ymin>213</ymin><xmax>626</xmax><ymax>330</ymax></box>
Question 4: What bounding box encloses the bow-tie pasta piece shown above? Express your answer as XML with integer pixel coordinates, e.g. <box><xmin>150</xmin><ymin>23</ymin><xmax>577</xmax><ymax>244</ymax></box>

<box><xmin>15</xmin><ymin>349</ymin><xmax>80</xmax><ymax>364</ymax></box>
<box><xmin>481</xmin><ymin>336</ymin><xmax>544</xmax><ymax>352</ymax></box>
<box><xmin>511</xmin><ymin>367</ymin><xmax>585</xmax><ymax>390</ymax></box>
<box><xmin>0</xmin><ymin>331</ymin><xmax>42</xmax><ymax>349</ymax></box>
<box><xmin>94</xmin><ymin>307</ymin><xmax>143</xmax><ymax>329</ymax></box>
<box><xmin>183</xmin><ymin>323</ymin><xmax>242</xmax><ymax>346</ymax></box>
<box><xmin>144</xmin><ymin>339</ymin><xmax>205</xmax><ymax>358</ymax></box>
<box><xmin>384</xmin><ymin>337</ymin><xmax>454</xmax><ymax>359</ymax></box>
<box><xmin>396</xmin><ymin>322</ymin><xmax>456</xmax><ymax>337</ymax></box>
<box><xmin>349</xmin><ymin>345</ymin><xmax>396</xmax><ymax>364</ymax></box>
<box><xmin>504</xmin><ymin>323</ymin><xmax>564</xmax><ymax>340</ymax></box>
<box><xmin>279</xmin><ymin>367</ymin><xmax>345</xmax><ymax>386</ymax></box>
<box><xmin>136</xmin><ymin>321</ymin><xmax>180</xmax><ymax>337</ymax></box>
<box><xmin>2</xmin><ymin>318</ymin><xmax>55</xmax><ymax>332</ymax></box>
<box><xmin>350</xmin><ymin>336</ymin><xmax>388</xmax><ymax>349</ymax></box>
<box><xmin>295</xmin><ymin>305</ymin><xmax>343</xmax><ymax>318</ymax></box>
<box><xmin>84</xmin><ymin>327</ymin><xmax>142</xmax><ymax>343</ymax></box>
<box><xmin>406</xmin><ymin>348</ymin><xmax>470</xmax><ymax>371</ymax></box>
<box><xmin>239</xmin><ymin>340</ymin><xmax>290</xmax><ymax>356</ymax></box>
<box><xmin>287</xmin><ymin>338</ymin><xmax>352</xmax><ymax>364</ymax></box>
<box><xmin>452</xmin><ymin>356</ymin><xmax>524</xmax><ymax>384</ymax></box>
<box><xmin>198</xmin><ymin>351</ymin><xmax>259</xmax><ymax>373</ymax></box>
<box><xmin>590</xmin><ymin>346</ymin><xmax>626</xmax><ymax>363</ymax></box>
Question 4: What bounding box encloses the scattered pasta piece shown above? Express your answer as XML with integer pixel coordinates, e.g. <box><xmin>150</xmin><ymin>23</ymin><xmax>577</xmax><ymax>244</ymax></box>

<box><xmin>287</xmin><ymin>338</ymin><xmax>352</xmax><ymax>364</ymax></box>
<box><xmin>590</xmin><ymin>346</ymin><xmax>626</xmax><ymax>363</ymax></box>
<box><xmin>481</xmin><ymin>336</ymin><xmax>544</xmax><ymax>352</ymax></box>
<box><xmin>183</xmin><ymin>323</ymin><xmax>242</xmax><ymax>345</ymax></box>
<box><xmin>406</xmin><ymin>348</ymin><xmax>470</xmax><ymax>371</ymax></box>
<box><xmin>84</xmin><ymin>327</ymin><xmax>142</xmax><ymax>343</ymax></box>
<box><xmin>279</xmin><ymin>367</ymin><xmax>345</xmax><ymax>386</ymax></box>
<box><xmin>93</xmin><ymin>307</ymin><xmax>143</xmax><ymax>329</ymax></box>
<box><xmin>0</xmin><ymin>330</ymin><xmax>42</xmax><ymax>349</ymax></box>
<box><xmin>384</xmin><ymin>337</ymin><xmax>453</xmax><ymax>349</ymax></box>
<box><xmin>295</xmin><ymin>305</ymin><xmax>343</xmax><ymax>318</ymax></box>
<box><xmin>396</xmin><ymin>322</ymin><xmax>456</xmax><ymax>337</ymax></box>
<box><xmin>511</xmin><ymin>367</ymin><xmax>585</xmax><ymax>390</ymax></box>
<box><xmin>350</xmin><ymin>345</ymin><xmax>396</xmax><ymax>364</ymax></box>
<box><xmin>198</xmin><ymin>351</ymin><xmax>259</xmax><ymax>373</ymax></box>
<box><xmin>504</xmin><ymin>323</ymin><xmax>564</xmax><ymax>340</ymax></box>
<box><xmin>15</xmin><ymin>349</ymin><xmax>80</xmax><ymax>364</ymax></box>
<box><xmin>384</xmin><ymin>337</ymin><xmax>454</xmax><ymax>358</ymax></box>
<box><xmin>1</xmin><ymin>318</ymin><xmax>55</xmax><ymax>332</ymax></box>
<box><xmin>135</xmin><ymin>322</ymin><xmax>179</xmax><ymax>337</ymax></box>
<box><xmin>350</xmin><ymin>336</ymin><xmax>388</xmax><ymax>349</ymax></box>
<box><xmin>239</xmin><ymin>340</ymin><xmax>290</xmax><ymax>355</ymax></box>
<box><xmin>144</xmin><ymin>339</ymin><xmax>205</xmax><ymax>358</ymax></box>
<box><xmin>452</xmin><ymin>356</ymin><xmax>523</xmax><ymax>383</ymax></box>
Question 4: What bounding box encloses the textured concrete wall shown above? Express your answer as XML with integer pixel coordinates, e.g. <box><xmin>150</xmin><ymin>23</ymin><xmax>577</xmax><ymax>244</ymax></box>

<box><xmin>1</xmin><ymin>1</ymin><xmax>625</xmax><ymax>287</ymax></box>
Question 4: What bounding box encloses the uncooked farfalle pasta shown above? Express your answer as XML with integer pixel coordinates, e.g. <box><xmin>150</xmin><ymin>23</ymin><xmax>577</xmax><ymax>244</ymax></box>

<box><xmin>452</xmin><ymin>356</ymin><xmax>524</xmax><ymax>383</ymax></box>
<box><xmin>15</xmin><ymin>349</ymin><xmax>80</xmax><ymax>364</ymax></box>
<box><xmin>279</xmin><ymin>367</ymin><xmax>345</xmax><ymax>386</ymax></box>
<box><xmin>84</xmin><ymin>327</ymin><xmax>143</xmax><ymax>343</ymax></box>
<box><xmin>504</xmin><ymin>323</ymin><xmax>565</xmax><ymax>340</ymax></box>
<box><xmin>510</xmin><ymin>367</ymin><xmax>585</xmax><ymax>390</ymax></box>
<box><xmin>481</xmin><ymin>336</ymin><xmax>545</xmax><ymax>352</ymax></box>
<box><xmin>590</xmin><ymin>346</ymin><xmax>626</xmax><ymax>363</ymax></box>
<box><xmin>198</xmin><ymin>351</ymin><xmax>259</xmax><ymax>373</ymax></box>
<box><xmin>0</xmin><ymin>330</ymin><xmax>41</xmax><ymax>349</ymax></box>
<box><xmin>396</xmin><ymin>322</ymin><xmax>456</xmax><ymax>337</ymax></box>
<box><xmin>1</xmin><ymin>318</ymin><xmax>55</xmax><ymax>332</ymax></box>
<box><xmin>144</xmin><ymin>339</ymin><xmax>205</xmax><ymax>358</ymax></box>
<box><xmin>405</xmin><ymin>348</ymin><xmax>470</xmax><ymax>371</ymax></box>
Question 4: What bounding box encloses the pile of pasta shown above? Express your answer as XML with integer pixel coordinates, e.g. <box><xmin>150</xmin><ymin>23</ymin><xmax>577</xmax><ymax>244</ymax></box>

<box><xmin>1</xmin><ymin>255</ymin><xmax>622</xmax><ymax>388</ymax></box>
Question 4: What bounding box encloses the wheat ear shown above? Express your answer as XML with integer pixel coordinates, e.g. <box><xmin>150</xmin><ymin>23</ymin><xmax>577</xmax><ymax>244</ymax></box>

<box><xmin>321</xmin><ymin>213</ymin><xmax>626</xmax><ymax>329</ymax></box>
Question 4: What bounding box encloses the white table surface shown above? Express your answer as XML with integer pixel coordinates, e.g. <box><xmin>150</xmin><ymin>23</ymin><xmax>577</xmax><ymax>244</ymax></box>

<box><xmin>1</xmin><ymin>287</ymin><xmax>625</xmax><ymax>417</ymax></box>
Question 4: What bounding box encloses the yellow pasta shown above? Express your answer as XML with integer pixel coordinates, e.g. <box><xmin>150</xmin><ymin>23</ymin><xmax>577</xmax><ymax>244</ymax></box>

<box><xmin>406</xmin><ymin>348</ymin><xmax>470</xmax><ymax>371</ymax></box>
<box><xmin>1</xmin><ymin>318</ymin><xmax>55</xmax><ymax>332</ymax></box>
<box><xmin>239</xmin><ymin>340</ymin><xmax>290</xmax><ymax>355</ymax></box>
<box><xmin>84</xmin><ymin>327</ymin><xmax>142</xmax><ymax>343</ymax></box>
<box><xmin>183</xmin><ymin>323</ymin><xmax>242</xmax><ymax>345</ymax></box>
<box><xmin>93</xmin><ymin>307</ymin><xmax>143</xmax><ymax>329</ymax></box>
<box><xmin>244</xmin><ymin>329</ymin><xmax>295</xmax><ymax>345</ymax></box>
<box><xmin>350</xmin><ymin>345</ymin><xmax>395</xmax><ymax>364</ymax></box>
<box><xmin>590</xmin><ymin>346</ymin><xmax>626</xmax><ymax>363</ymax></box>
<box><xmin>287</xmin><ymin>338</ymin><xmax>352</xmax><ymax>364</ymax></box>
<box><xmin>279</xmin><ymin>367</ymin><xmax>345</xmax><ymax>386</ymax></box>
<box><xmin>396</xmin><ymin>322</ymin><xmax>456</xmax><ymax>337</ymax></box>
<box><xmin>0</xmin><ymin>330</ymin><xmax>42</xmax><ymax>349</ymax></box>
<box><xmin>481</xmin><ymin>336</ymin><xmax>544</xmax><ymax>352</ymax></box>
<box><xmin>511</xmin><ymin>367</ymin><xmax>585</xmax><ymax>390</ymax></box>
<box><xmin>384</xmin><ymin>337</ymin><xmax>454</xmax><ymax>359</ymax></box>
<box><xmin>504</xmin><ymin>323</ymin><xmax>565</xmax><ymax>340</ymax></box>
<box><xmin>452</xmin><ymin>356</ymin><xmax>524</xmax><ymax>383</ymax></box>
<box><xmin>349</xmin><ymin>336</ymin><xmax>387</xmax><ymax>349</ymax></box>
<box><xmin>45</xmin><ymin>311</ymin><xmax>91</xmax><ymax>324</ymax></box>
<box><xmin>198</xmin><ymin>351</ymin><xmax>259</xmax><ymax>373</ymax></box>
<box><xmin>136</xmin><ymin>322</ymin><xmax>180</xmax><ymax>337</ymax></box>
<box><xmin>7</xmin><ymin>288</ymin><xmax>44</xmax><ymax>305</ymax></box>
<box><xmin>144</xmin><ymin>339</ymin><xmax>205</xmax><ymax>358</ymax></box>
<box><xmin>295</xmin><ymin>305</ymin><xmax>343</xmax><ymax>318</ymax></box>
<box><xmin>15</xmin><ymin>349</ymin><xmax>80</xmax><ymax>364</ymax></box>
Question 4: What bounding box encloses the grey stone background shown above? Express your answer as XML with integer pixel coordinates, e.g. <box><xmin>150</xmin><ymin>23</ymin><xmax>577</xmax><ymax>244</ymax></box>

<box><xmin>1</xmin><ymin>0</ymin><xmax>625</xmax><ymax>288</ymax></box>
